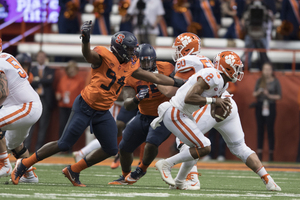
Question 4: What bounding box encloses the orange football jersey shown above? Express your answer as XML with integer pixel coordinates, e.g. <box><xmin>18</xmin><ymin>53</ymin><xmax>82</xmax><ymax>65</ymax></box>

<box><xmin>81</xmin><ymin>46</ymin><xmax>140</xmax><ymax>110</ymax></box>
<box><xmin>125</xmin><ymin>61</ymin><xmax>174</xmax><ymax>116</ymax></box>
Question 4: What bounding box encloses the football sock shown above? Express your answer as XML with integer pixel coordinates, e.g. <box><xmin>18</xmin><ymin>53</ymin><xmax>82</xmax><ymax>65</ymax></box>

<box><xmin>122</xmin><ymin>171</ymin><xmax>130</xmax><ymax>177</ymax></box>
<box><xmin>256</xmin><ymin>166</ymin><xmax>268</xmax><ymax>177</ymax></box>
<box><xmin>165</xmin><ymin>148</ymin><xmax>194</xmax><ymax>166</ymax></box>
<box><xmin>117</xmin><ymin>136</ymin><xmax>122</xmax><ymax>146</ymax></box>
<box><xmin>138</xmin><ymin>162</ymin><xmax>149</xmax><ymax>173</ymax></box>
<box><xmin>71</xmin><ymin>158</ymin><xmax>88</xmax><ymax>173</ymax></box>
<box><xmin>22</xmin><ymin>153</ymin><xmax>39</xmax><ymax>168</ymax></box>
<box><xmin>81</xmin><ymin>139</ymin><xmax>101</xmax><ymax>156</ymax></box>
<box><xmin>0</xmin><ymin>151</ymin><xmax>8</xmax><ymax>159</ymax></box>
<box><xmin>175</xmin><ymin>160</ymin><xmax>197</xmax><ymax>182</ymax></box>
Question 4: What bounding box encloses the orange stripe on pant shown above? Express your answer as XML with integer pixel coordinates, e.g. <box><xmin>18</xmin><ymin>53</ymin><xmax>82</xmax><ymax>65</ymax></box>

<box><xmin>193</xmin><ymin>105</ymin><xmax>208</xmax><ymax>123</ymax></box>
<box><xmin>0</xmin><ymin>102</ymin><xmax>33</xmax><ymax>128</ymax></box>
<box><xmin>171</xmin><ymin>107</ymin><xmax>204</xmax><ymax>148</ymax></box>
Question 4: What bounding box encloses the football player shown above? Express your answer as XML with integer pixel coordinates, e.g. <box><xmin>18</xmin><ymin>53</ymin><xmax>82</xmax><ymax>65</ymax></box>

<box><xmin>0</xmin><ymin>39</ymin><xmax>42</xmax><ymax>183</ymax></box>
<box><xmin>108</xmin><ymin>43</ymin><xmax>175</xmax><ymax>185</ymax></box>
<box><xmin>153</xmin><ymin>49</ymin><xmax>281</xmax><ymax>191</ymax></box>
<box><xmin>11</xmin><ymin>21</ymin><xmax>185</xmax><ymax>186</ymax></box>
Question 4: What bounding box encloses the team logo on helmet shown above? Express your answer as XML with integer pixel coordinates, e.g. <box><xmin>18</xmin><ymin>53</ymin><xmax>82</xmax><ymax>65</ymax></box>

<box><xmin>115</xmin><ymin>34</ymin><xmax>125</xmax><ymax>44</ymax></box>
<box><xmin>180</xmin><ymin>35</ymin><xmax>192</xmax><ymax>47</ymax></box>
<box><xmin>225</xmin><ymin>55</ymin><xmax>236</xmax><ymax>67</ymax></box>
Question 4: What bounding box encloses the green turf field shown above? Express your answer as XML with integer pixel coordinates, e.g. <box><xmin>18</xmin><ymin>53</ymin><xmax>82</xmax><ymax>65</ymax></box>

<box><xmin>1</xmin><ymin>163</ymin><xmax>300</xmax><ymax>200</ymax></box>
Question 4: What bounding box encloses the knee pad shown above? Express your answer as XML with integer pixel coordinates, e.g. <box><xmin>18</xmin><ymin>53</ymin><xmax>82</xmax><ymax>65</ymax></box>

<box><xmin>228</xmin><ymin>142</ymin><xmax>254</xmax><ymax>163</ymax></box>
<box><xmin>11</xmin><ymin>146</ymin><xmax>27</xmax><ymax>159</ymax></box>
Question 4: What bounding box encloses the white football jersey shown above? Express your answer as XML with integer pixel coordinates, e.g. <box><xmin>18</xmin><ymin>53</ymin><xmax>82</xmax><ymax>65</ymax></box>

<box><xmin>0</xmin><ymin>53</ymin><xmax>40</xmax><ymax>106</ymax></box>
<box><xmin>175</xmin><ymin>54</ymin><xmax>214</xmax><ymax>74</ymax></box>
<box><xmin>170</xmin><ymin>67</ymin><xmax>228</xmax><ymax>115</ymax></box>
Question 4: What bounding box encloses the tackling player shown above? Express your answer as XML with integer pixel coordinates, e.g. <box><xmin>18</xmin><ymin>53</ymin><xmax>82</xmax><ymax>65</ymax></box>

<box><xmin>11</xmin><ymin>21</ymin><xmax>185</xmax><ymax>186</ymax></box>
<box><xmin>108</xmin><ymin>43</ymin><xmax>174</xmax><ymax>185</ymax></box>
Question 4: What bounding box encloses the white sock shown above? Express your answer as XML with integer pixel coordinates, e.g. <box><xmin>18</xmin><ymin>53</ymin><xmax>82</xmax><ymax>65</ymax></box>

<box><xmin>256</xmin><ymin>166</ymin><xmax>268</xmax><ymax>178</ymax></box>
<box><xmin>165</xmin><ymin>148</ymin><xmax>194</xmax><ymax>166</ymax></box>
<box><xmin>175</xmin><ymin>159</ymin><xmax>197</xmax><ymax>182</ymax></box>
<box><xmin>80</xmin><ymin>139</ymin><xmax>101</xmax><ymax>156</ymax></box>
<box><xmin>0</xmin><ymin>151</ymin><xmax>8</xmax><ymax>159</ymax></box>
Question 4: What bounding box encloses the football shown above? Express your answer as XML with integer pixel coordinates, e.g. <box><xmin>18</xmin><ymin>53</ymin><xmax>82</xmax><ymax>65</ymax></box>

<box><xmin>212</xmin><ymin>105</ymin><xmax>231</xmax><ymax>122</ymax></box>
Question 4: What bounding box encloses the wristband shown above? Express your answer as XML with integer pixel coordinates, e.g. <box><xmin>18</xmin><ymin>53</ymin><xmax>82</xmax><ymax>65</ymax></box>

<box><xmin>212</xmin><ymin>98</ymin><xmax>216</xmax><ymax>104</ymax></box>
<box><xmin>133</xmin><ymin>96</ymin><xmax>140</xmax><ymax>104</ymax></box>
<box><xmin>206</xmin><ymin>97</ymin><xmax>216</xmax><ymax>104</ymax></box>
<box><xmin>206</xmin><ymin>97</ymin><xmax>213</xmax><ymax>104</ymax></box>
<box><xmin>173</xmin><ymin>78</ymin><xmax>185</xmax><ymax>88</ymax></box>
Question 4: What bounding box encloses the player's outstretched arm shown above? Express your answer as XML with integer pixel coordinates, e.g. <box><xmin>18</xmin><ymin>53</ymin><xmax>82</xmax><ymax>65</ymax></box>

<box><xmin>80</xmin><ymin>21</ymin><xmax>102</xmax><ymax>68</ymax></box>
<box><xmin>0</xmin><ymin>72</ymin><xmax>9</xmax><ymax>105</ymax></box>
<box><xmin>131</xmin><ymin>68</ymin><xmax>184</xmax><ymax>88</ymax></box>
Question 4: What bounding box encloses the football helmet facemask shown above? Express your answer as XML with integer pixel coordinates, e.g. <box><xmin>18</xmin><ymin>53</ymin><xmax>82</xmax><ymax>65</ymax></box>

<box><xmin>172</xmin><ymin>32</ymin><xmax>201</xmax><ymax>62</ymax></box>
<box><xmin>137</xmin><ymin>43</ymin><xmax>156</xmax><ymax>72</ymax></box>
<box><xmin>110</xmin><ymin>31</ymin><xmax>138</xmax><ymax>63</ymax></box>
<box><xmin>213</xmin><ymin>51</ymin><xmax>244</xmax><ymax>83</ymax></box>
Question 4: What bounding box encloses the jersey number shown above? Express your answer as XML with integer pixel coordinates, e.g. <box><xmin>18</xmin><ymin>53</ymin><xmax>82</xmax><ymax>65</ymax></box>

<box><xmin>200</xmin><ymin>59</ymin><xmax>214</xmax><ymax>68</ymax></box>
<box><xmin>101</xmin><ymin>68</ymin><xmax>125</xmax><ymax>94</ymax></box>
<box><xmin>205</xmin><ymin>72</ymin><xmax>221</xmax><ymax>82</ymax></box>
<box><xmin>136</xmin><ymin>84</ymin><xmax>159</xmax><ymax>99</ymax></box>
<box><xmin>6</xmin><ymin>56</ymin><xmax>27</xmax><ymax>78</ymax></box>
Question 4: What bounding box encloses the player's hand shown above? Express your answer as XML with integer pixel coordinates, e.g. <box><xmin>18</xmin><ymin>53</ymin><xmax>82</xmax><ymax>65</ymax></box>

<box><xmin>215</xmin><ymin>97</ymin><xmax>232</xmax><ymax>112</ymax></box>
<box><xmin>136</xmin><ymin>88</ymin><xmax>149</xmax><ymax>101</ymax></box>
<box><xmin>80</xmin><ymin>20</ymin><xmax>92</xmax><ymax>44</ymax></box>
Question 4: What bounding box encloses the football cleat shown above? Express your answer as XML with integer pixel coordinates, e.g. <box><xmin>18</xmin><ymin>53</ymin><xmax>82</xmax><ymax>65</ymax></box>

<box><xmin>11</xmin><ymin>158</ymin><xmax>28</xmax><ymax>185</ymax></box>
<box><xmin>125</xmin><ymin>167</ymin><xmax>146</xmax><ymax>184</ymax></box>
<box><xmin>169</xmin><ymin>180</ymin><xmax>189</xmax><ymax>190</ymax></box>
<box><xmin>62</xmin><ymin>165</ymin><xmax>86</xmax><ymax>187</ymax></box>
<box><xmin>185</xmin><ymin>172</ymin><xmax>200</xmax><ymax>190</ymax></box>
<box><xmin>155</xmin><ymin>159</ymin><xmax>175</xmax><ymax>186</ymax></box>
<box><xmin>72</xmin><ymin>151</ymin><xmax>83</xmax><ymax>163</ymax></box>
<box><xmin>108</xmin><ymin>175</ymin><xmax>132</xmax><ymax>185</ymax></box>
<box><xmin>261</xmin><ymin>174</ymin><xmax>281</xmax><ymax>191</ymax></box>
<box><xmin>110</xmin><ymin>154</ymin><xmax>120</xmax><ymax>169</ymax></box>
<box><xmin>19</xmin><ymin>167</ymin><xmax>38</xmax><ymax>183</ymax></box>
<box><xmin>0</xmin><ymin>155</ymin><xmax>12</xmax><ymax>178</ymax></box>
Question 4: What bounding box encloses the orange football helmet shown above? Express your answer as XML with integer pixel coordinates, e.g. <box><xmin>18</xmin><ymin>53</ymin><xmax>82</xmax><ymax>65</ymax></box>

<box><xmin>172</xmin><ymin>32</ymin><xmax>201</xmax><ymax>62</ymax></box>
<box><xmin>213</xmin><ymin>51</ymin><xmax>244</xmax><ymax>83</ymax></box>
<box><xmin>0</xmin><ymin>38</ymin><xmax>2</xmax><ymax>53</ymax></box>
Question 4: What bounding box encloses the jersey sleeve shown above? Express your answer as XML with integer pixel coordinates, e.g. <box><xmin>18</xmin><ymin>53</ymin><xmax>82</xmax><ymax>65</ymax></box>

<box><xmin>156</xmin><ymin>61</ymin><xmax>174</xmax><ymax>76</ymax></box>
<box><xmin>198</xmin><ymin>68</ymin><xmax>219</xmax><ymax>89</ymax></box>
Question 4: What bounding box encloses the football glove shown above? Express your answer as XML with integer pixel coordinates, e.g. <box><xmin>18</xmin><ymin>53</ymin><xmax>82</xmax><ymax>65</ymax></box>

<box><xmin>80</xmin><ymin>20</ymin><xmax>92</xmax><ymax>44</ymax></box>
<box><xmin>136</xmin><ymin>88</ymin><xmax>149</xmax><ymax>101</ymax></box>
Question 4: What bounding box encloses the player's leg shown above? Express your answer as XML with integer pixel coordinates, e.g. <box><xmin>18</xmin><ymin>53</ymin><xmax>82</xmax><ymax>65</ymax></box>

<box><xmin>0</xmin><ymin>137</ymin><xmax>12</xmax><ymax>178</ymax></box>
<box><xmin>109</xmin><ymin>112</ymin><xmax>147</xmax><ymax>185</ymax></box>
<box><xmin>125</xmin><ymin>119</ymin><xmax>171</xmax><ymax>184</ymax></box>
<box><xmin>155</xmin><ymin>107</ymin><xmax>211</xmax><ymax>186</ymax></box>
<box><xmin>0</xmin><ymin>102</ymin><xmax>41</xmax><ymax>183</ymax></box>
<box><xmin>111</xmin><ymin>107</ymin><xmax>138</xmax><ymax>169</ymax></box>
<box><xmin>13</xmin><ymin>96</ymin><xmax>88</xmax><ymax>185</ymax></box>
<box><xmin>62</xmin><ymin>109</ymin><xmax>117</xmax><ymax>187</ymax></box>
<box><xmin>215</xmin><ymin>101</ymin><xmax>281</xmax><ymax>191</ymax></box>
<box><xmin>73</xmin><ymin>139</ymin><xmax>101</xmax><ymax>163</ymax></box>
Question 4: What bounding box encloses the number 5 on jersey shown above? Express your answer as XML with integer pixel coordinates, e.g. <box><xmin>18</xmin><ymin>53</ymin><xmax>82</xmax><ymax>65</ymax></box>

<box><xmin>6</xmin><ymin>56</ymin><xmax>27</xmax><ymax>78</ymax></box>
